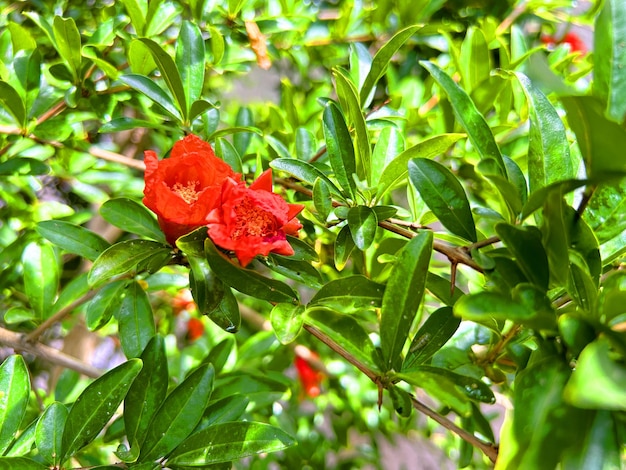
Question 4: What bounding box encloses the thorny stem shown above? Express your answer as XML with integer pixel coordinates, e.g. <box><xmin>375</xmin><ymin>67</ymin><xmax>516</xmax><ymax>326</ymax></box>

<box><xmin>0</xmin><ymin>327</ymin><xmax>102</xmax><ymax>378</ymax></box>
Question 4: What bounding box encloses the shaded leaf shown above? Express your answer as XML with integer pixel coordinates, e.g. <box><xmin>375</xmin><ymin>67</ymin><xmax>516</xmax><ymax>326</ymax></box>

<box><xmin>347</xmin><ymin>206</ymin><xmax>378</xmax><ymax>251</ymax></box>
<box><xmin>100</xmin><ymin>198</ymin><xmax>165</xmax><ymax>242</ymax></box>
<box><xmin>270</xmin><ymin>303</ymin><xmax>305</xmax><ymax>344</ymax></box>
<box><xmin>0</xmin><ymin>356</ymin><xmax>30</xmax><ymax>455</ymax></box>
<box><xmin>36</xmin><ymin>220</ymin><xmax>110</xmax><ymax>262</ymax></box>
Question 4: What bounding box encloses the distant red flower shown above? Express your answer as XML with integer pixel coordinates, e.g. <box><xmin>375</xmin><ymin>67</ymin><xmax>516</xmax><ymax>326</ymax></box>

<box><xmin>143</xmin><ymin>134</ymin><xmax>239</xmax><ymax>245</ymax></box>
<box><xmin>207</xmin><ymin>169</ymin><xmax>304</xmax><ymax>267</ymax></box>
<box><xmin>171</xmin><ymin>289</ymin><xmax>196</xmax><ymax>316</ymax></box>
<box><xmin>295</xmin><ymin>355</ymin><xmax>323</xmax><ymax>398</ymax></box>
<box><xmin>186</xmin><ymin>317</ymin><xmax>204</xmax><ymax>341</ymax></box>
<box><xmin>541</xmin><ymin>31</ymin><xmax>586</xmax><ymax>54</ymax></box>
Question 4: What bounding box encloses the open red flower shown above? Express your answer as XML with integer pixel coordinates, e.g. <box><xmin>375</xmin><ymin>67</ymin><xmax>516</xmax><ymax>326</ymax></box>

<box><xmin>207</xmin><ymin>169</ymin><xmax>304</xmax><ymax>267</ymax></box>
<box><xmin>143</xmin><ymin>134</ymin><xmax>239</xmax><ymax>245</ymax></box>
<box><xmin>295</xmin><ymin>355</ymin><xmax>323</xmax><ymax>398</ymax></box>
<box><xmin>541</xmin><ymin>31</ymin><xmax>586</xmax><ymax>53</ymax></box>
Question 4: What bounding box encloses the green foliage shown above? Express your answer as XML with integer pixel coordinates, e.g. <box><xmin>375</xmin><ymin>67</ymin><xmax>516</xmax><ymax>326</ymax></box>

<box><xmin>0</xmin><ymin>1</ymin><xmax>625</xmax><ymax>469</ymax></box>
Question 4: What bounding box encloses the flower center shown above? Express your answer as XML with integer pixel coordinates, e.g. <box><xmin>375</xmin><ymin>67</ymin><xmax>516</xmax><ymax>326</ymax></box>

<box><xmin>232</xmin><ymin>197</ymin><xmax>276</xmax><ymax>239</ymax></box>
<box><xmin>172</xmin><ymin>181</ymin><xmax>200</xmax><ymax>204</ymax></box>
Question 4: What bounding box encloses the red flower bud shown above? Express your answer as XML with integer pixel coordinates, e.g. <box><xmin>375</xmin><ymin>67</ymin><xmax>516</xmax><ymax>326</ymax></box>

<box><xmin>186</xmin><ymin>317</ymin><xmax>205</xmax><ymax>341</ymax></box>
<box><xmin>143</xmin><ymin>134</ymin><xmax>240</xmax><ymax>245</ymax></box>
<box><xmin>207</xmin><ymin>169</ymin><xmax>304</xmax><ymax>267</ymax></box>
<box><xmin>295</xmin><ymin>355</ymin><xmax>323</xmax><ymax>398</ymax></box>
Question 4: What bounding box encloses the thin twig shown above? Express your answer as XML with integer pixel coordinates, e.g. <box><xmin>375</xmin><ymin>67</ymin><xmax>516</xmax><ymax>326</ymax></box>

<box><xmin>24</xmin><ymin>290</ymin><xmax>99</xmax><ymax>343</ymax></box>
<box><xmin>496</xmin><ymin>0</ymin><xmax>528</xmax><ymax>36</ymax></box>
<box><xmin>89</xmin><ymin>146</ymin><xmax>146</xmax><ymax>171</ymax></box>
<box><xmin>0</xmin><ymin>327</ymin><xmax>102</xmax><ymax>378</ymax></box>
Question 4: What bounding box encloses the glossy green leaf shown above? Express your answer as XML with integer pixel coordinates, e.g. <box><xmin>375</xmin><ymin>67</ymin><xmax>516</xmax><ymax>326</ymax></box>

<box><xmin>60</xmin><ymin>359</ymin><xmax>143</xmax><ymax>463</ymax></box>
<box><xmin>99</xmin><ymin>117</ymin><xmax>168</xmax><ymax>133</ymax></box>
<box><xmin>403</xmin><ymin>306</ymin><xmax>461</xmax><ymax>370</ymax></box>
<box><xmin>426</xmin><ymin>272</ymin><xmax>465</xmax><ymax>306</ymax></box>
<box><xmin>36</xmin><ymin>220</ymin><xmax>110</xmax><ymax>262</ymax></box>
<box><xmin>270</xmin><ymin>303</ymin><xmax>305</xmax><ymax>344</ymax></box>
<box><xmin>115</xmin><ymin>281</ymin><xmax>156</xmax><ymax>359</ymax></box>
<box><xmin>594</xmin><ymin>0</ymin><xmax>626</xmax><ymax>122</ymax></box>
<box><xmin>128</xmin><ymin>39</ymin><xmax>156</xmax><ymax>75</ymax></box>
<box><xmin>270</xmin><ymin>158</ymin><xmax>343</xmax><ymax>198</ymax></box>
<box><xmin>0</xmin><ymin>81</ymin><xmax>26</xmax><ymax>127</ymax></box>
<box><xmin>208</xmin><ymin>25</ymin><xmax>224</xmax><ymax>65</ymax></box>
<box><xmin>22</xmin><ymin>241</ymin><xmax>59</xmax><ymax>321</ymax></box>
<box><xmin>584</xmin><ymin>177</ymin><xmax>626</xmax><ymax>243</ymax></box>
<box><xmin>205</xmin><ymin>239</ymin><xmax>298</xmax><ymax>304</ymax></box>
<box><xmin>176</xmin><ymin>21</ymin><xmax>205</xmax><ymax>113</ymax></box>
<box><xmin>334</xmin><ymin>68</ymin><xmax>371</xmax><ymax>183</ymax></box>
<box><xmin>561</xmin><ymin>96</ymin><xmax>626</xmax><ymax>177</ymax></box>
<box><xmin>477</xmin><ymin>158</ymin><xmax>524</xmax><ymax>217</ymax></box>
<box><xmin>360</xmin><ymin>25</ymin><xmax>422</xmax><ymax>106</ymax></box>
<box><xmin>196</xmin><ymin>395</ymin><xmax>249</xmax><ymax>431</ymax></box>
<box><xmin>305</xmin><ymin>308</ymin><xmax>382</xmax><ymax>373</ymax></box>
<box><xmin>541</xmin><ymin>191</ymin><xmax>570</xmax><ymax>285</ymax></box>
<box><xmin>139</xmin><ymin>364</ymin><xmax>215</xmax><ymax>462</ymax></box>
<box><xmin>380</xmin><ymin>231</ymin><xmax>433</xmax><ymax>371</ymax></box>
<box><xmin>496</xmin><ymin>223</ymin><xmax>549</xmax><ymax>290</ymax></box>
<box><xmin>188</xmin><ymin>99</ymin><xmax>213</xmax><ymax>123</ymax></box>
<box><xmin>205</xmin><ymin>286</ymin><xmax>241</xmax><ymax>334</ymax></box>
<box><xmin>520</xmin><ymin>178</ymin><xmax>589</xmax><ymax>221</ymax></box>
<box><xmin>53</xmin><ymin>16</ymin><xmax>81</xmax><ymax>82</ymax></box>
<box><xmin>347</xmin><ymin>206</ymin><xmax>378</xmax><ymax>250</ymax></box>
<box><xmin>0</xmin><ymin>458</ymin><xmax>47</xmax><ymax>470</ymax></box>
<box><xmin>0</xmin><ymin>157</ymin><xmax>48</xmax><ymax>176</ymax></box>
<box><xmin>322</xmin><ymin>102</ymin><xmax>356</xmax><ymax>199</ymax></box>
<box><xmin>0</xmin><ymin>356</ymin><xmax>30</xmax><ymax>454</ymax></box>
<box><xmin>562</xmin><ymin>410</ymin><xmax>622</xmax><ymax>469</ymax></box>
<box><xmin>460</xmin><ymin>26</ymin><xmax>490</xmax><ymax>92</ymax></box>
<box><xmin>409</xmin><ymin>158</ymin><xmax>477</xmax><ymax>242</ymax></box>
<box><xmin>564</xmin><ymin>338</ymin><xmax>626</xmax><ymax>410</ymax></box>
<box><xmin>86</xmin><ymin>280</ymin><xmax>128</xmax><ymax>331</ymax></box>
<box><xmin>313</xmin><ymin>177</ymin><xmax>332</xmax><ymax>221</ymax></box>
<box><xmin>371</xmin><ymin>126</ymin><xmax>404</xmax><ymax>187</ymax></box>
<box><xmin>233</xmin><ymin>107</ymin><xmax>253</xmax><ymax>156</ymax></box>
<box><xmin>420</xmin><ymin>61</ymin><xmax>505</xmax><ymax>172</ymax></box>
<box><xmin>35</xmin><ymin>402</ymin><xmax>68</xmax><ymax>467</ymax></box>
<box><xmin>263</xmin><ymin>254</ymin><xmax>323</xmax><ymax>288</ymax></box>
<box><xmin>215</xmin><ymin>137</ymin><xmax>243</xmax><ymax>174</ymax></box>
<box><xmin>308</xmin><ymin>275</ymin><xmax>385</xmax><ymax>311</ymax></box>
<box><xmin>506</xmin><ymin>71</ymin><xmax>573</xmax><ymax>191</ymax></box>
<box><xmin>558</xmin><ymin>314</ymin><xmax>596</xmax><ymax>358</ymax></box>
<box><xmin>121</xmin><ymin>0</ymin><xmax>146</xmax><ymax>36</ymax></box>
<box><xmin>100</xmin><ymin>198</ymin><xmax>165</xmax><ymax>242</ymax></box>
<box><xmin>167</xmin><ymin>422</ymin><xmax>295</xmax><ymax>466</ymax></box>
<box><xmin>211</xmin><ymin>372</ymin><xmax>287</xmax><ymax>405</ymax></box>
<box><xmin>400</xmin><ymin>365</ymin><xmax>494</xmax><ymax>403</ymax></box>
<box><xmin>138</xmin><ymin>38</ymin><xmax>187</xmax><ymax>121</ymax></box>
<box><xmin>125</xmin><ymin>335</ymin><xmax>168</xmax><ymax>450</ymax></box>
<box><xmin>375</xmin><ymin>133</ymin><xmax>465</xmax><ymax>202</ymax></box>
<box><xmin>120</xmin><ymin>74</ymin><xmax>181</xmax><ymax>121</ymax></box>
<box><xmin>88</xmin><ymin>240</ymin><xmax>172</xmax><ymax>287</ymax></box>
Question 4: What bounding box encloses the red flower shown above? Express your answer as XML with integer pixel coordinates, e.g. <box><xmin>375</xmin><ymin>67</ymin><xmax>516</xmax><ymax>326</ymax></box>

<box><xmin>541</xmin><ymin>31</ymin><xmax>586</xmax><ymax>53</ymax></box>
<box><xmin>186</xmin><ymin>317</ymin><xmax>204</xmax><ymax>341</ymax></box>
<box><xmin>207</xmin><ymin>169</ymin><xmax>304</xmax><ymax>267</ymax></box>
<box><xmin>143</xmin><ymin>134</ymin><xmax>239</xmax><ymax>245</ymax></box>
<box><xmin>295</xmin><ymin>355</ymin><xmax>323</xmax><ymax>398</ymax></box>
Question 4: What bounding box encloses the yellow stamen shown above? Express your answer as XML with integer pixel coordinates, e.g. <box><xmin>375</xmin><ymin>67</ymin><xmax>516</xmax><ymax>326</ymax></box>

<box><xmin>172</xmin><ymin>181</ymin><xmax>200</xmax><ymax>204</ymax></box>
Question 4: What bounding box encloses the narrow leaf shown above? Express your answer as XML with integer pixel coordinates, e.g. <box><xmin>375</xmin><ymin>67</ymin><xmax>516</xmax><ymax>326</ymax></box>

<box><xmin>120</xmin><ymin>74</ymin><xmax>181</xmax><ymax>121</ymax></box>
<box><xmin>35</xmin><ymin>403</ymin><xmax>68</xmax><ymax>467</ymax></box>
<box><xmin>176</xmin><ymin>21</ymin><xmax>205</xmax><ymax>112</ymax></box>
<box><xmin>270</xmin><ymin>158</ymin><xmax>343</xmax><ymax>198</ymax></box>
<box><xmin>0</xmin><ymin>356</ymin><xmax>31</xmax><ymax>454</ymax></box>
<box><xmin>100</xmin><ymin>198</ymin><xmax>166</xmax><ymax>242</ymax></box>
<box><xmin>115</xmin><ymin>281</ymin><xmax>156</xmax><ymax>359</ymax></box>
<box><xmin>22</xmin><ymin>241</ymin><xmax>59</xmax><ymax>321</ymax></box>
<box><xmin>0</xmin><ymin>81</ymin><xmax>26</xmax><ymax>127</ymax></box>
<box><xmin>409</xmin><ymin>158</ymin><xmax>477</xmax><ymax>242</ymax></box>
<box><xmin>60</xmin><ymin>359</ymin><xmax>143</xmax><ymax>463</ymax></box>
<box><xmin>36</xmin><ymin>220</ymin><xmax>110</xmax><ymax>262</ymax></box>
<box><xmin>53</xmin><ymin>16</ymin><xmax>81</xmax><ymax>82</ymax></box>
<box><xmin>322</xmin><ymin>102</ymin><xmax>356</xmax><ymax>199</ymax></box>
<box><xmin>347</xmin><ymin>206</ymin><xmax>378</xmax><ymax>251</ymax></box>
<box><xmin>380</xmin><ymin>231</ymin><xmax>433</xmax><ymax>371</ymax></box>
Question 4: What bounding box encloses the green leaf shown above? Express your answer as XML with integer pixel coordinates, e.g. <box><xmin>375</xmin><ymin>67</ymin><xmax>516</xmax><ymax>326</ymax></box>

<box><xmin>0</xmin><ymin>81</ymin><xmax>26</xmax><ymax>128</ymax></box>
<box><xmin>197</xmin><ymin>395</ymin><xmax>249</xmax><ymax>431</ymax></box>
<box><xmin>347</xmin><ymin>206</ymin><xmax>378</xmax><ymax>251</ymax></box>
<box><xmin>86</xmin><ymin>280</ymin><xmax>128</xmax><ymax>331</ymax></box>
<box><xmin>0</xmin><ymin>356</ymin><xmax>31</xmax><ymax>454</ymax></box>
<box><xmin>100</xmin><ymin>198</ymin><xmax>166</xmax><ymax>242</ymax></box>
<box><xmin>496</xmin><ymin>223</ymin><xmax>549</xmax><ymax>290</ymax></box>
<box><xmin>360</xmin><ymin>25</ymin><xmax>423</xmax><ymax>106</ymax></box>
<box><xmin>334</xmin><ymin>68</ymin><xmax>371</xmax><ymax>184</ymax></box>
<box><xmin>564</xmin><ymin>338</ymin><xmax>626</xmax><ymax>410</ymax></box>
<box><xmin>53</xmin><ymin>16</ymin><xmax>81</xmax><ymax>82</ymax></box>
<box><xmin>380</xmin><ymin>231</ymin><xmax>433</xmax><ymax>371</ymax></box>
<box><xmin>403</xmin><ymin>306</ymin><xmax>461</xmax><ymax>370</ymax></box>
<box><xmin>371</xmin><ymin>126</ymin><xmax>404</xmax><ymax>187</ymax></box>
<box><xmin>322</xmin><ymin>102</ymin><xmax>356</xmax><ymax>199</ymax></box>
<box><xmin>420</xmin><ymin>61</ymin><xmax>505</xmax><ymax>172</ymax></box>
<box><xmin>426</xmin><ymin>272</ymin><xmax>465</xmax><ymax>306</ymax></box>
<box><xmin>0</xmin><ymin>458</ymin><xmax>47</xmax><ymax>470</ymax></box>
<box><xmin>0</xmin><ymin>158</ymin><xmax>49</xmax><ymax>176</ymax></box>
<box><xmin>270</xmin><ymin>303</ymin><xmax>305</xmax><ymax>344</ymax></box>
<box><xmin>115</xmin><ymin>281</ymin><xmax>156</xmax><ymax>359</ymax></box>
<box><xmin>233</xmin><ymin>107</ymin><xmax>253</xmax><ymax>156</ymax></box>
<box><xmin>477</xmin><ymin>158</ymin><xmax>524</xmax><ymax>217</ymax></box>
<box><xmin>99</xmin><ymin>117</ymin><xmax>168</xmax><ymax>133</ymax></box>
<box><xmin>584</xmin><ymin>177</ymin><xmax>626</xmax><ymax>243</ymax></box>
<box><xmin>176</xmin><ymin>21</ymin><xmax>205</xmax><ymax>114</ymax></box>
<box><xmin>60</xmin><ymin>359</ymin><xmax>143</xmax><ymax>463</ymax></box>
<box><xmin>188</xmin><ymin>99</ymin><xmax>213</xmax><ymax>123</ymax></box>
<box><xmin>35</xmin><ymin>402</ymin><xmax>68</xmax><ymax>467</ymax></box>
<box><xmin>505</xmin><ymin>71</ymin><xmax>573</xmax><ymax>191</ymax></box>
<box><xmin>520</xmin><ymin>178</ymin><xmax>589</xmax><ymax>221</ymax></box>
<box><xmin>121</xmin><ymin>0</ymin><xmax>147</xmax><ymax>36</ymax></box>
<box><xmin>125</xmin><ymin>335</ymin><xmax>168</xmax><ymax>450</ymax></box>
<box><xmin>263</xmin><ymin>254</ymin><xmax>323</xmax><ymax>288</ymax></box>
<box><xmin>560</xmin><ymin>96</ymin><xmax>626</xmax><ymax>177</ymax></box>
<box><xmin>594</xmin><ymin>0</ymin><xmax>626</xmax><ymax>122</ymax></box>
<box><xmin>139</xmin><ymin>364</ymin><xmax>215</xmax><ymax>462</ymax></box>
<box><xmin>205</xmin><ymin>239</ymin><xmax>298</xmax><ymax>304</ymax></box>
<box><xmin>313</xmin><ymin>177</ymin><xmax>332</xmax><ymax>222</ymax></box>
<box><xmin>541</xmin><ymin>192</ymin><xmax>570</xmax><ymax>286</ymax></box>
<box><xmin>36</xmin><ymin>220</ymin><xmax>110</xmax><ymax>262</ymax></box>
<box><xmin>88</xmin><ymin>240</ymin><xmax>172</xmax><ymax>287</ymax></box>
<box><xmin>211</xmin><ymin>372</ymin><xmax>287</xmax><ymax>405</ymax></box>
<box><xmin>215</xmin><ymin>137</ymin><xmax>243</xmax><ymax>174</ymax></box>
<box><xmin>205</xmin><ymin>286</ymin><xmax>241</xmax><ymax>334</ymax></box>
<box><xmin>138</xmin><ymin>38</ymin><xmax>187</xmax><ymax>121</ymax></box>
<box><xmin>22</xmin><ymin>241</ymin><xmax>59</xmax><ymax>321</ymax></box>
<box><xmin>305</xmin><ymin>308</ymin><xmax>382</xmax><ymax>373</ymax></box>
<box><xmin>375</xmin><ymin>133</ymin><xmax>465</xmax><ymax>201</ymax></box>
<box><xmin>460</xmin><ymin>26</ymin><xmax>490</xmax><ymax>92</ymax></box>
<box><xmin>562</xmin><ymin>410</ymin><xmax>622</xmax><ymax>469</ymax></box>
<box><xmin>128</xmin><ymin>39</ymin><xmax>156</xmax><ymax>75</ymax></box>
<box><xmin>120</xmin><ymin>74</ymin><xmax>181</xmax><ymax>121</ymax></box>
<box><xmin>167</xmin><ymin>422</ymin><xmax>294</xmax><ymax>466</ymax></box>
<box><xmin>308</xmin><ymin>275</ymin><xmax>385</xmax><ymax>312</ymax></box>
<box><xmin>409</xmin><ymin>158</ymin><xmax>477</xmax><ymax>242</ymax></box>
<box><xmin>270</xmin><ymin>158</ymin><xmax>343</xmax><ymax>198</ymax></box>
<box><xmin>208</xmin><ymin>25</ymin><xmax>224</xmax><ymax>65</ymax></box>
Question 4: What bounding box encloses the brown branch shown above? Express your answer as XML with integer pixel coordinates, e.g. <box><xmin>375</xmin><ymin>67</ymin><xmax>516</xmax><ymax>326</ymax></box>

<box><xmin>496</xmin><ymin>0</ymin><xmax>528</xmax><ymax>36</ymax></box>
<box><xmin>24</xmin><ymin>290</ymin><xmax>99</xmax><ymax>343</ymax></box>
<box><xmin>410</xmin><ymin>395</ymin><xmax>499</xmax><ymax>463</ymax></box>
<box><xmin>89</xmin><ymin>146</ymin><xmax>146</xmax><ymax>171</ymax></box>
<box><xmin>0</xmin><ymin>327</ymin><xmax>102</xmax><ymax>378</ymax></box>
